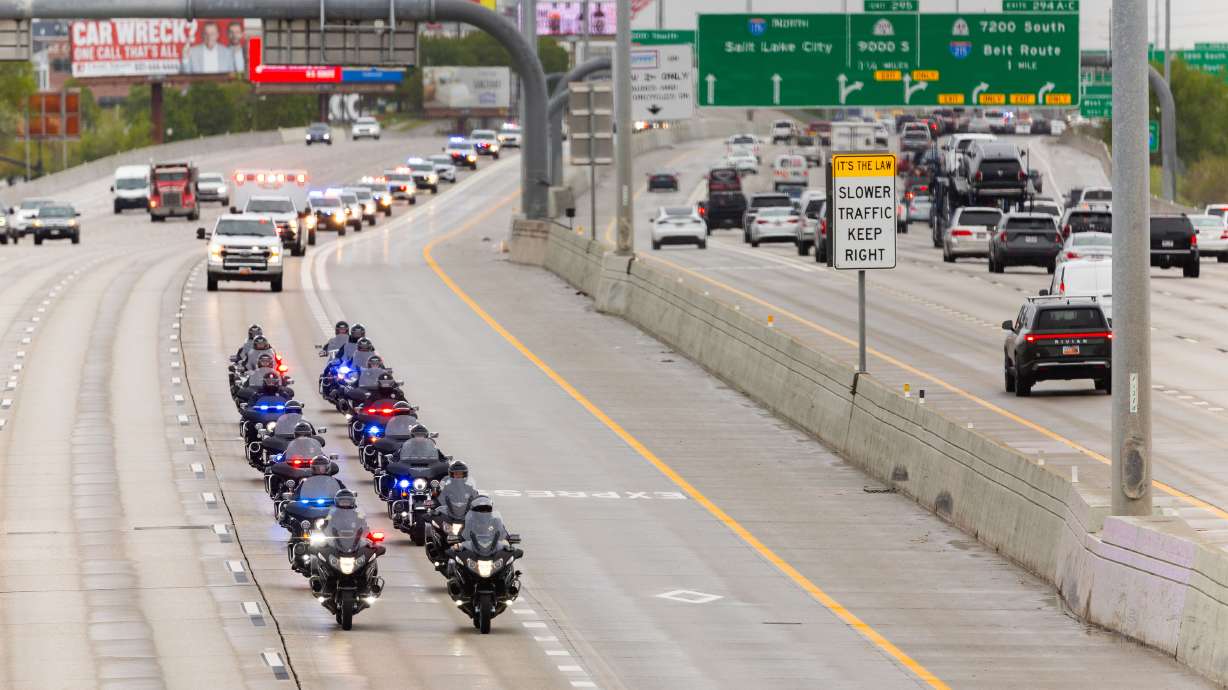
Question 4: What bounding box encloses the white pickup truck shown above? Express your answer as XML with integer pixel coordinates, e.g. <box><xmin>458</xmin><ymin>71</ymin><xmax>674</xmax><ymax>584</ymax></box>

<box><xmin>200</xmin><ymin>214</ymin><xmax>286</xmax><ymax>293</ymax></box>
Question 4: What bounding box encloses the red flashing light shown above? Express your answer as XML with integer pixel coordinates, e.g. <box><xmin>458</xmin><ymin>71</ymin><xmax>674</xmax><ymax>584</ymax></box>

<box><xmin>289</xmin><ymin>457</ymin><xmax>308</xmax><ymax>468</ymax></box>
<box><xmin>277</xmin><ymin>363</ymin><xmax>289</xmax><ymax>373</ymax></box>
<box><xmin>367</xmin><ymin>531</ymin><xmax>385</xmax><ymax>543</ymax></box>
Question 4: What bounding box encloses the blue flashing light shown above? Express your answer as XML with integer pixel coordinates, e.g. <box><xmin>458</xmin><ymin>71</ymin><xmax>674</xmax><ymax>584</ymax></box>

<box><xmin>448</xmin><ymin>136</ymin><xmax>465</xmax><ymax>143</ymax></box>
<box><xmin>255</xmin><ymin>403</ymin><xmax>286</xmax><ymax>412</ymax></box>
<box><xmin>398</xmin><ymin>479</ymin><xmax>410</xmax><ymax>489</ymax></box>
<box><xmin>367</xmin><ymin>425</ymin><xmax>382</xmax><ymax>435</ymax></box>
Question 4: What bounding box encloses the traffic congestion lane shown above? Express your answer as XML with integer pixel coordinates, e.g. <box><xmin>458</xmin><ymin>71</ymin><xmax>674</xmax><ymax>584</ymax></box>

<box><xmin>625</xmin><ymin>132</ymin><xmax>1228</xmax><ymax>528</ymax></box>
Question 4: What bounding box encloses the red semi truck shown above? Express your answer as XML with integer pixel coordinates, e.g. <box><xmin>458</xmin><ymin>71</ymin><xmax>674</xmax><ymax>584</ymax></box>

<box><xmin>149</xmin><ymin>161</ymin><xmax>199</xmax><ymax>222</ymax></box>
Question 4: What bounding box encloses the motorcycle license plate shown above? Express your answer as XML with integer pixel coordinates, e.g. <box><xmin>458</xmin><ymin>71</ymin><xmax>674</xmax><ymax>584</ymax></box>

<box><xmin>976</xmin><ymin>233</ymin><xmax>987</xmax><ymax>240</ymax></box>
<box><xmin>1162</xmin><ymin>239</ymin><xmax>1174</xmax><ymax>248</ymax></box>
<box><xmin>1062</xmin><ymin>345</ymin><xmax>1080</xmax><ymax>356</ymax></box>
<box><xmin>239</xmin><ymin>267</ymin><xmax>253</xmax><ymax>275</ymax></box>
<box><xmin>1024</xmin><ymin>236</ymin><xmax>1038</xmax><ymax>243</ymax></box>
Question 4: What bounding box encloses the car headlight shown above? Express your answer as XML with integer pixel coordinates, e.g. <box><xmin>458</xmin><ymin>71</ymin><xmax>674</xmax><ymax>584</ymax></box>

<box><xmin>467</xmin><ymin>155</ymin><xmax>475</xmax><ymax>162</ymax></box>
<box><xmin>378</xmin><ymin>197</ymin><xmax>390</xmax><ymax>206</ymax></box>
<box><xmin>332</xmin><ymin>211</ymin><xmax>344</xmax><ymax>222</ymax></box>
<box><xmin>427</xmin><ymin>174</ymin><xmax>437</xmax><ymax>184</ymax></box>
<box><xmin>305</xmin><ymin>134</ymin><xmax>311</xmax><ymax>141</ymax></box>
<box><xmin>268</xmin><ymin>248</ymin><xmax>282</xmax><ymax>264</ymax></box>
<box><xmin>32</xmin><ymin>220</ymin><xmax>41</xmax><ymax>227</ymax></box>
<box><xmin>338</xmin><ymin>556</ymin><xmax>356</xmax><ymax>574</ymax></box>
<box><xmin>208</xmin><ymin>243</ymin><xmax>223</xmax><ymax>260</ymax></box>
<box><xmin>364</xmin><ymin>202</ymin><xmax>375</xmax><ymax>214</ymax></box>
<box><xmin>287</xmin><ymin>218</ymin><xmax>297</xmax><ymax>231</ymax></box>
<box><xmin>67</xmin><ymin>219</ymin><xmax>77</xmax><ymax>227</ymax></box>
<box><xmin>323</xmin><ymin>133</ymin><xmax>330</xmax><ymax>139</ymax></box>
<box><xmin>303</xmin><ymin>215</ymin><xmax>316</xmax><ymax>229</ymax></box>
<box><xmin>490</xmin><ymin>144</ymin><xmax>500</xmax><ymax>153</ymax></box>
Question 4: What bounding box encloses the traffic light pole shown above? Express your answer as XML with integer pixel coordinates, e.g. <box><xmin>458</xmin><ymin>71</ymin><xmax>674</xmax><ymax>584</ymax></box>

<box><xmin>0</xmin><ymin>0</ymin><xmax>552</xmax><ymax>219</ymax></box>
<box><xmin>1110</xmin><ymin>0</ymin><xmax>1152</xmax><ymax>516</ymax></box>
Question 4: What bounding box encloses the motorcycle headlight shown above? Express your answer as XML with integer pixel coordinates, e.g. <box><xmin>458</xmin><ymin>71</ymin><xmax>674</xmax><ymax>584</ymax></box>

<box><xmin>338</xmin><ymin>556</ymin><xmax>355</xmax><ymax>574</ymax></box>
<box><xmin>449</xmin><ymin>522</ymin><xmax>463</xmax><ymax>535</ymax></box>
<box><xmin>467</xmin><ymin>155</ymin><xmax>475</xmax><ymax>162</ymax></box>
<box><xmin>477</xmin><ymin>560</ymin><xmax>494</xmax><ymax>578</ymax></box>
<box><xmin>413</xmin><ymin>478</ymin><xmax>427</xmax><ymax>491</ymax></box>
<box><xmin>309</xmin><ymin>531</ymin><xmax>326</xmax><ymax>546</ymax></box>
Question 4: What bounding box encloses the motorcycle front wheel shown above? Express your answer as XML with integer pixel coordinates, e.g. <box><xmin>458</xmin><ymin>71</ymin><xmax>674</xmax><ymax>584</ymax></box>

<box><xmin>410</xmin><ymin>517</ymin><xmax>426</xmax><ymax>546</ymax></box>
<box><xmin>338</xmin><ymin>590</ymin><xmax>355</xmax><ymax>630</ymax></box>
<box><xmin>476</xmin><ymin>594</ymin><xmax>493</xmax><ymax>634</ymax></box>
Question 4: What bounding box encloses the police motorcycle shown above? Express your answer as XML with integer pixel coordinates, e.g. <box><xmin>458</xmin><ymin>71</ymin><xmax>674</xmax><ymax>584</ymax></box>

<box><xmin>248</xmin><ymin>401</ymin><xmax>327</xmax><ymax>469</ymax></box>
<box><xmin>229</xmin><ymin>334</ymin><xmax>287</xmax><ymax>389</ymax></box>
<box><xmin>425</xmin><ymin>462</ymin><xmax>479</xmax><ymax>573</ymax></box>
<box><xmin>276</xmin><ymin>456</ymin><xmax>347</xmax><ymax>576</ymax></box>
<box><xmin>345</xmin><ymin>374</ymin><xmax>410</xmax><ymax>446</ymax></box>
<box><xmin>334</xmin><ymin>355</ymin><xmax>400</xmax><ymax>417</ymax></box>
<box><xmin>265</xmin><ymin>431</ymin><xmax>339</xmax><ymax>498</ymax></box>
<box><xmin>236</xmin><ymin>375</ymin><xmax>294</xmax><ymax>445</ymax></box>
<box><xmin>228</xmin><ymin>324</ymin><xmax>265</xmax><ymax>386</ymax></box>
<box><xmin>374</xmin><ymin>429</ymin><xmax>449</xmax><ymax>545</ymax></box>
<box><xmin>320</xmin><ymin>331</ymin><xmax>374</xmax><ymax>404</ymax></box>
<box><xmin>358</xmin><ymin>404</ymin><xmax>421</xmax><ymax>472</ymax></box>
<box><xmin>305</xmin><ymin>490</ymin><xmax>386</xmax><ymax>630</ymax></box>
<box><xmin>444</xmin><ymin>496</ymin><xmax>523</xmax><ymax>634</ymax></box>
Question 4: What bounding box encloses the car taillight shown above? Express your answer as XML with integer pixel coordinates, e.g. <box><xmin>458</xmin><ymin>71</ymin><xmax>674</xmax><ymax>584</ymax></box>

<box><xmin>997</xmin><ymin>231</ymin><xmax>1007</xmax><ymax>242</ymax></box>
<box><xmin>786</xmin><ymin>218</ymin><xmax>798</xmax><ymax>224</ymax></box>
<box><xmin>1191</xmin><ymin>233</ymin><xmax>1198</xmax><ymax>246</ymax></box>
<box><xmin>1027</xmin><ymin>331</ymin><xmax>1113</xmax><ymax>342</ymax></box>
<box><xmin>1055</xmin><ymin>233</ymin><xmax>1063</xmax><ymax>244</ymax></box>
<box><xmin>756</xmin><ymin>219</ymin><xmax>767</xmax><ymax>224</ymax></box>
<box><xmin>975</xmin><ymin>171</ymin><xmax>983</xmax><ymax>181</ymax></box>
<box><xmin>698</xmin><ymin>206</ymin><xmax>706</xmax><ymax>216</ymax></box>
<box><xmin>951</xmin><ymin>229</ymin><xmax>972</xmax><ymax>237</ymax></box>
<box><xmin>1066</xmin><ymin>251</ymin><xmax>1079</xmax><ymax>259</ymax></box>
<box><xmin>1220</xmin><ymin>230</ymin><xmax>1228</xmax><ymax>240</ymax></box>
<box><xmin>1018</xmin><ymin>170</ymin><xmax>1027</xmax><ymax>181</ymax></box>
<box><xmin>820</xmin><ymin>219</ymin><xmax>827</xmax><ymax>236</ymax></box>
<box><xmin>1063</xmin><ymin>224</ymin><xmax>1072</xmax><ymax>237</ymax></box>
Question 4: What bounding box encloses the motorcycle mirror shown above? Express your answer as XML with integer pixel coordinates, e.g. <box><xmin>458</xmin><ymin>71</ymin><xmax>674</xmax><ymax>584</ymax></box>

<box><xmin>318</xmin><ymin>349</ymin><xmax>328</xmax><ymax>357</ymax></box>
<box><xmin>375</xmin><ymin>545</ymin><xmax>387</xmax><ymax>557</ymax></box>
<box><xmin>255</xmin><ymin>423</ymin><xmax>264</xmax><ymax>430</ymax></box>
<box><xmin>512</xmin><ymin>548</ymin><xmax>524</xmax><ymax>559</ymax></box>
<box><xmin>507</xmin><ymin>534</ymin><xmax>522</xmax><ymax>545</ymax></box>
<box><xmin>283</xmin><ymin>479</ymin><xmax>296</xmax><ymax>489</ymax></box>
<box><xmin>430</xmin><ymin>479</ymin><xmax>440</xmax><ymax>489</ymax></box>
<box><xmin>196</xmin><ymin>227</ymin><xmax>207</xmax><ymax>240</ymax></box>
<box><xmin>446</xmin><ymin>535</ymin><xmax>462</xmax><ymax>545</ymax></box>
<box><xmin>284</xmin><ymin>377</ymin><xmax>295</xmax><ymax>385</ymax></box>
<box><xmin>229</xmin><ymin>206</ymin><xmax>239</xmax><ymax>214</ymax></box>
<box><xmin>239</xmin><ymin>402</ymin><xmax>248</xmax><ymax>409</ymax></box>
<box><xmin>329</xmin><ymin>452</ymin><xmax>339</xmax><ymax>461</ymax></box>
<box><xmin>429</xmin><ymin>432</ymin><xmax>439</xmax><ymax>439</ymax></box>
<box><xmin>300</xmin><ymin>519</ymin><xmax>311</xmax><ymax>532</ymax></box>
<box><xmin>316</xmin><ymin>426</ymin><xmax>327</xmax><ymax>434</ymax></box>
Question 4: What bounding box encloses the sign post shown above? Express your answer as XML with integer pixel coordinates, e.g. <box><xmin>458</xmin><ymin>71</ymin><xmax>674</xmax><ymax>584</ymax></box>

<box><xmin>827</xmin><ymin>152</ymin><xmax>897</xmax><ymax>373</ymax></box>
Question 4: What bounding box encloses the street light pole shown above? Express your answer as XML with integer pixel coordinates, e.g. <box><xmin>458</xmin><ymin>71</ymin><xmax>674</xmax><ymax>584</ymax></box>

<box><xmin>614</xmin><ymin>0</ymin><xmax>632</xmax><ymax>254</ymax></box>
<box><xmin>1111</xmin><ymin>0</ymin><xmax>1152</xmax><ymax>516</ymax></box>
<box><xmin>1163</xmin><ymin>0</ymin><xmax>1171</xmax><ymax>85</ymax></box>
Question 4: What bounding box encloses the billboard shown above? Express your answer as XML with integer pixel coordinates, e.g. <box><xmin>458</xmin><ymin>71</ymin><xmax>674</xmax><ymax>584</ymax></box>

<box><xmin>423</xmin><ymin>66</ymin><xmax>510</xmax><ymax>111</ymax></box>
<box><xmin>246</xmin><ymin>37</ymin><xmax>404</xmax><ymax>87</ymax></box>
<box><xmin>536</xmin><ymin>3</ymin><xmax>615</xmax><ymax>36</ymax></box>
<box><xmin>70</xmin><ymin>19</ymin><xmax>247</xmax><ymax>78</ymax></box>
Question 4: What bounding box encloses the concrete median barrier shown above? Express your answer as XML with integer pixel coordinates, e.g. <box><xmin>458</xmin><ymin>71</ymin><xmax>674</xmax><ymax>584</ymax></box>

<box><xmin>537</xmin><ymin>161</ymin><xmax>1228</xmax><ymax>685</ymax></box>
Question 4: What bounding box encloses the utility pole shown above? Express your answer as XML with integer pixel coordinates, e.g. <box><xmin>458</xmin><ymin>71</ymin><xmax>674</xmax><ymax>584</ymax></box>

<box><xmin>583</xmin><ymin>0</ymin><xmax>595</xmax><ymax>240</ymax></box>
<box><xmin>1163</xmin><ymin>0</ymin><xmax>1171</xmax><ymax>85</ymax></box>
<box><xmin>1111</xmin><ymin>0</ymin><xmax>1152</xmax><ymax>516</ymax></box>
<box><xmin>520</xmin><ymin>0</ymin><xmax>536</xmax><ymax>206</ymax></box>
<box><xmin>614</xmin><ymin>0</ymin><xmax>632</xmax><ymax>254</ymax></box>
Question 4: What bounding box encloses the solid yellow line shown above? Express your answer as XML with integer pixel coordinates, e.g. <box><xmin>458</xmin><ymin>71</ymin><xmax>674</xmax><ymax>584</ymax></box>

<box><xmin>643</xmin><ymin>251</ymin><xmax>1228</xmax><ymax>521</ymax></box>
<box><xmin>423</xmin><ymin>198</ymin><xmax>950</xmax><ymax>689</ymax></box>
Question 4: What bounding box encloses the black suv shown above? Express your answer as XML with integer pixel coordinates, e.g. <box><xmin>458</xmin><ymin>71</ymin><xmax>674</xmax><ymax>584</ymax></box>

<box><xmin>967</xmin><ymin>142</ymin><xmax>1027</xmax><ymax>200</ymax></box>
<box><xmin>988</xmin><ymin>212</ymin><xmax>1061</xmax><ymax>273</ymax></box>
<box><xmin>1002</xmin><ymin>297</ymin><xmax>1112</xmax><ymax>397</ymax></box>
<box><xmin>1150</xmin><ymin>215</ymin><xmax>1200</xmax><ymax>278</ymax></box>
<box><xmin>648</xmin><ymin>172</ymin><xmax>679</xmax><ymax>192</ymax></box>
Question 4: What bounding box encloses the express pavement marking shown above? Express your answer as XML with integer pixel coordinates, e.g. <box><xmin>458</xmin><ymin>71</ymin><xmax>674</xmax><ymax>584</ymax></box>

<box><xmin>424</xmin><ymin>193</ymin><xmax>950</xmax><ymax>690</ymax></box>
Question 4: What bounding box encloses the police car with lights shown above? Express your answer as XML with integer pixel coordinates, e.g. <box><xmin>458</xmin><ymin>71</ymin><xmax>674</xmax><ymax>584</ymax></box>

<box><xmin>199</xmin><ymin>214</ymin><xmax>286</xmax><ymax>292</ymax></box>
<box><xmin>358</xmin><ymin>176</ymin><xmax>395</xmax><ymax>216</ymax></box>
<box><xmin>404</xmin><ymin>159</ymin><xmax>440</xmax><ymax>194</ymax></box>
<box><xmin>445</xmin><ymin>138</ymin><xmax>479</xmax><ymax>170</ymax></box>
<box><xmin>470</xmin><ymin>129</ymin><xmax>501</xmax><ymax>159</ymax></box>
<box><xmin>497</xmin><ymin>122</ymin><xmax>521</xmax><ymax>148</ymax></box>
<box><xmin>383</xmin><ymin>169</ymin><xmax>419</xmax><ymax>204</ymax></box>
<box><xmin>427</xmin><ymin>155</ymin><xmax>457</xmax><ymax>184</ymax></box>
<box><xmin>307</xmin><ymin>191</ymin><xmax>350</xmax><ymax>236</ymax></box>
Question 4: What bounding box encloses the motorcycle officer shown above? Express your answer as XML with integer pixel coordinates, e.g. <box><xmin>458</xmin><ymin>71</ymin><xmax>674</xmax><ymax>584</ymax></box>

<box><xmin>338</xmin><ymin>323</ymin><xmax>368</xmax><ymax>362</ymax></box>
<box><xmin>321</xmin><ymin>321</ymin><xmax>350</xmax><ymax>358</ymax></box>
<box><xmin>235</xmin><ymin>323</ymin><xmax>263</xmax><ymax>361</ymax></box>
<box><xmin>243</xmin><ymin>335</ymin><xmax>275</xmax><ymax>370</ymax></box>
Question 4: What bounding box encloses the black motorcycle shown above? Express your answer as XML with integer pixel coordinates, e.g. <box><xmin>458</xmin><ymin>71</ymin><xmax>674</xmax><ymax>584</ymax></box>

<box><xmin>347</xmin><ymin>398</ymin><xmax>414</xmax><ymax>446</ymax></box>
<box><xmin>425</xmin><ymin>483</ymin><xmax>478</xmax><ymax>573</ymax></box>
<box><xmin>358</xmin><ymin>412</ymin><xmax>420</xmax><ymax>473</ymax></box>
<box><xmin>446</xmin><ymin>528</ymin><xmax>523</xmax><ymax>634</ymax></box>
<box><xmin>251</xmin><ymin>416</ymin><xmax>327</xmax><ymax>469</ymax></box>
<box><xmin>265</xmin><ymin>441</ymin><xmax>337</xmax><ymax>498</ymax></box>
<box><xmin>238</xmin><ymin>396</ymin><xmax>289</xmax><ymax>448</ymax></box>
<box><xmin>375</xmin><ymin>438</ymin><xmax>449</xmax><ymax>545</ymax></box>
<box><xmin>276</xmin><ymin>479</ymin><xmax>343</xmax><ymax>575</ymax></box>
<box><xmin>307</xmin><ymin>510</ymin><xmax>386</xmax><ymax>630</ymax></box>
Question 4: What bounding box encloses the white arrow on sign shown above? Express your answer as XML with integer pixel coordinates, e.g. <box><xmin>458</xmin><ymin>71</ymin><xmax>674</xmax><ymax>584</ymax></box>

<box><xmin>837</xmin><ymin>73</ymin><xmax>864</xmax><ymax>105</ymax></box>
<box><xmin>771</xmin><ymin>74</ymin><xmax>782</xmax><ymax>105</ymax></box>
<box><xmin>705</xmin><ymin>74</ymin><xmax>716</xmax><ymax>104</ymax></box>
<box><xmin>1038</xmin><ymin>81</ymin><xmax>1056</xmax><ymax>105</ymax></box>
<box><xmin>903</xmin><ymin>74</ymin><xmax>928</xmax><ymax>105</ymax></box>
<box><xmin>972</xmin><ymin>82</ymin><xmax>990</xmax><ymax>105</ymax></box>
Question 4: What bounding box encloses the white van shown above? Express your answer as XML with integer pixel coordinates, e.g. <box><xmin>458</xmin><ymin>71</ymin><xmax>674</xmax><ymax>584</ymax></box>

<box><xmin>772</xmin><ymin>154</ymin><xmax>808</xmax><ymax>191</ymax></box>
<box><xmin>112</xmin><ymin>164</ymin><xmax>151</xmax><ymax>214</ymax></box>
<box><xmin>1046</xmin><ymin>258</ymin><xmax>1113</xmax><ymax>320</ymax></box>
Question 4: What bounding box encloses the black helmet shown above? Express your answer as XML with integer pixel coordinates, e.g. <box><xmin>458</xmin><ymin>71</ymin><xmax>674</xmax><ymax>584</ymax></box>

<box><xmin>334</xmin><ymin>320</ymin><xmax>349</xmax><ymax>335</ymax></box>
<box><xmin>262</xmin><ymin>371</ymin><xmax>281</xmax><ymax>389</ymax></box>
<box><xmin>356</xmin><ymin>338</ymin><xmax>374</xmax><ymax>352</ymax></box>
<box><xmin>247</xmin><ymin>324</ymin><xmax>263</xmax><ymax>339</ymax></box>
<box><xmin>310</xmin><ymin>454</ymin><xmax>330</xmax><ymax>475</ymax></box>
<box><xmin>409</xmin><ymin>423</ymin><xmax>430</xmax><ymax>438</ymax></box>
<box><xmin>469</xmin><ymin>494</ymin><xmax>493</xmax><ymax>513</ymax></box>
<box><xmin>449</xmin><ymin>461</ymin><xmax>468</xmax><ymax>480</ymax></box>
<box><xmin>350</xmin><ymin>323</ymin><xmax>367</xmax><ymax>339</ymax></box>
<box><xmin>285</xmin><ymin>400</ymin><xmax>304</xmax><ymax>413</ymax></box>
<box><xmin>334</xmin><ymin>489</ymin><xmax>358</xmax><ymax>510</ymax></box>
<box><xmin>293</xmin><ymin>421</ymin><xmax>314</xmax><ymax>438</ymax></box>
<box><xmin>256</xmin><ymin>353</ymin><xmax>275</xmax><ymax>368</ymax></box>
<box><xmin>252</xmin><ymin>335</ymin><xmax>271</xmax><ymax>350</ymax></box>
<box><xmin>366</xmin><ymin>355</ymin><xmax>384</xmax><ymax>369</ymax></box>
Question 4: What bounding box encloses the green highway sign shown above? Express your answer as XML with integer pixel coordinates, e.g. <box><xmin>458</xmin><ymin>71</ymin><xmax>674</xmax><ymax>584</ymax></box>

<box><xmin>1003</xmin><ymin>0</ymin><xmax>1079</xmax><ymax>10</ymax></box>
<box><xmin>696</xmin><ymin>12</ymin><xmax>1080</xmax><ymax>108</ymax></box>
<box><xmin>1149</xmin><ymin>120</ymin><xmax>1159</xmax><ymax>153</ymax></box>
<box><xmin>1079</xmin><ymin>67</ymin><xmax>1111</xmax><ymax>118</ymax></box>
<box><xmin>865</xmin><ymin>0</ymin><xmax>917</xmax><ymax>11</ymax></box>
<box><xmin>632</xmin><ymin>30</ymin><xmax>695</xmax><ymax>46</ymax></box>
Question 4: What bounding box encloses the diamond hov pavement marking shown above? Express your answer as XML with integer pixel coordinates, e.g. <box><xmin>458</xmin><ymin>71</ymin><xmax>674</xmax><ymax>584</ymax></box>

<box><xmin>656</xmin><ymin>589</ymin><xmax>724</xmax><ymax>604</ymax></box>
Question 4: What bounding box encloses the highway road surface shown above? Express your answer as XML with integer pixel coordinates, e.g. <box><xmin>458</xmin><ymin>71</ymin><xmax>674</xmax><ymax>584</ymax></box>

<box><xmin>0</xmin><ymin>125</ymin><xmax>1210</xmax><ymax>689</ymax></box>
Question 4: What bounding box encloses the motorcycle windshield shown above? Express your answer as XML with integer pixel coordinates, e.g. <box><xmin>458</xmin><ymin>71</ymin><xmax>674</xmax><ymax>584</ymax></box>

<box><xmin>271</xmin><ymin>412</ymin><xmax>302</xmax><ymax>435</ymax></box>
<box><xmin>250</xmin><ymin>396</ymin><xmax>288</xmax><ymax>413</ymax></box>
<box><xmin>463</xmin><ymin>512</ymin><xmax>506</xmax><ymax>556</ymax></box>
<box><xmin>324</xmin><ymin>509</ymin><xmax>367</xmax><ymax>553</ymax></box>
<box><xmin>296</xmin><ymin>476</ymin><xmax>341</xmax><ymax>503</ymax></box>
<box><xmin>398</xmin><ymin>438</ymin><xmax>438</xmax><ymax>464</ymax></box>
<box><xmin>439</xmin><ymin>482</ymin><xmax>477</xmax><ymax>520</ymax></box>
<box><xmin>384</xmin><ymin>415</ymin><xmax>420</xmax><ymax>438</ymax></box>
<box><xmin>282</xmin><ymin>437</ymin><xmax>324</xmax><ymax>461</ymax></box>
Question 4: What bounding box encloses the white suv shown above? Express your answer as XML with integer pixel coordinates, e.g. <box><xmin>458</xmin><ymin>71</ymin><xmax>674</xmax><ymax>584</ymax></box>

<box><xmin>497</xmin><ymin>123</ymin><xmax>522</xmax><ymax>148</ymax></box>
<box><xmin>201</xmin><ymin>214</ymin><xmax>285</xmax><ymax>293</ymax></box>
<box><xmin>770</xmin><ymin>119</ymin><xmax>797</xmax><ymax>145</ymax></box>
<box><xmin>351</xmin><ymin>117</ymin><xmax>381</xmax><ymax>141</ymax></box>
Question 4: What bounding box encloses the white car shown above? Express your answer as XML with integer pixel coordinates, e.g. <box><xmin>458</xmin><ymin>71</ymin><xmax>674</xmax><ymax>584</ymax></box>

<box><xmin>748</xmin><ymin>206</ymin><xmax>802</xmax><ymax>247</ymax></box>
<box><xmin>10</xmin><ymin>198</ymin><xmax>53</xmax><ymax>237</ymax></box>
<box><xmin>1024</xmin><ymin>196</ymin><xmax>1063</xmax><ymax>219</ymax></box>
<box><xmin>428</xmin><ymin>154</ymin><xmax>458</xmax><ymax>183</ymax></box>
<box><xmin>726</xmin><ymin>134</ymin><xmax>760</xmax><ymax>159</ymax></box>
<box><xmin>796</xmin><ymin>191</ymin><xmax>826</xmax><ymax>258</ymax></box>
<box><xmin>1189</xmin><ymin>213</ymin><xmax>1228</xmax><ymax>262</ymax></box>
<box><xmin>1070</xmin><ymin>187</ymin><xmax>1112</xmax><ymax>208</ymax></box>
<box><xmin>651</xmin><ymin>206</ymin><xmax>707</xmax><ymax>250</ymax></box>
<box><xmin>770</xmin><ymin>119</ymin><xmax>797</xmax><ymax>144</ymax></box>
<box><xmin>772</xmin><ymin>154</ymin><xmax>808</xmax><ymax>191</ymax></box>
<box><xmin>351</xmin><ymin>116</ymin><xmax>381</xmax><ymax>140</ymax></box>
<box><xmin>943</xmin><ymin>206</ymin><xmax>1001</xmax><ymax>262</ymax></box>
<box><xmin>726</xmin><ymin>152</ymin><xmax>759</xmax><ymax>176</ymax></box>
<box><xmin>1056</xmin><ymin>231</ymin><xmax>1112</xmax><ymax>267</ymax></box>
<box><xmin>1046</xmin><ymin>258</ymin><xmax>1113</xmax><ymax>319</ymax></box>
<box><xmin>497</xmin><ymin>123</ymin><xmax>522</xmax><ymax>148</ymax></box>
<box><xmin>1204</xmin><ymin>203</ymin><xmax>1228</xmax><ymax>219</ymax></box>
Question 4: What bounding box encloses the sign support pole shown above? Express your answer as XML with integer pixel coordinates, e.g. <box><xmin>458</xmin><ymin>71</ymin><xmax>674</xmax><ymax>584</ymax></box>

<box><xmin>858</xmin><ymin>270</ymin><xmax>867</xmax><ymax>374</ymax></box>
